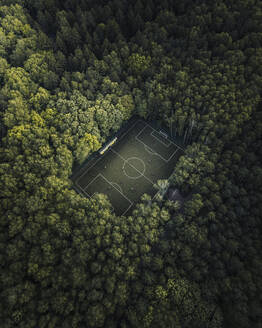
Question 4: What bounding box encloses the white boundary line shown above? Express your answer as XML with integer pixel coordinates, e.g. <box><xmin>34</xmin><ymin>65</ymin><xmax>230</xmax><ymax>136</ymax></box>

<box><xmin>152</xmin><ymin>191</ymin><xmax>160</xmax><ymax>201</ymax></box>
<box><xmin>75</xmin><ymin>120</ymin><xmax>142</xmax><ymax>187</ymax></box>
<box><xmin>89</xmin><ymin>192</ymin><xmax>117</xmax><ymax>215</ymax></box>
<box><xmin>150</xmin><ymin>130</ymin><xmax>171</xmax><ymax>147</ymax></box>
<box><xmin>110</xmin><ymin>148</ymin><xmax>159</xmax><ymax>210</ymax></box>
<box><xmin>110</xmin><ymin>148</ymin><xmax>155</xmax><ymax>186</ymax></box>
<box><xmin>74</xmin><ymin>120</ymin><xmax>144</xmax><ymax>215</ymax></box>
<box><xmin>111</xmin><ymin>182</ymin><xmax>123</xmax><ymax>193</ymax></box>
<box><xmin>110</xmin><ymin>147</ymin><xmax>161</xmax><ymax>202</ymax></box>
<box><xmin>75</xmin><ymin>180</ymin><xmax>91</xmax><ymax>197</ymax></box>
<box><xmin>140</xmin><ymin>122</ymin><xmax>184</xmax><ymax>151</ymax></box>
<box><xmin>159</xmin><ymin>130</ymin><xmax>168</xmax><ymax>138</ymax></box>
<box><xmin>74</xmin><ymin>184</ymin><xmax>88</xmax><ymax>197</ymax></box>
<box><xmin>75</xmin><ymin>120</ymin><xmax>183</xmax><ymax>188</ymax></box>
<box><xmin>100</xmin><ymin>174</ymin><xmax>133</xmax><ymax>217</ymax></box>
<box><xmin>75</xmin><ymin>157</ymin><xmax>101</xmax><ymax>189</ymax></box>
<box><xmin>135</xmin><ymin>122</ymin><xmax>184</xmax><ymax>162</ymax></box>
<box><xmin>84</xmin><ymin>173</ymin><xmax>103</xmax><ymax>192</ymax></box>
<box><xmin>84</xmin><ymin>173</ymin><xmax>133</xmax><ymax>216</ymax></box>
<box><xmin>75</xmin><ymin>151</ymin><xmax>107</xmax><ymax>188</ymax></box>
<box><xmin>135</xmin><ymin>125</ymin><xmax>148</xmax><ymax>141</ymax></box>
<box><xmin>74</xmin><ymin>119</ymin><xmax>183</xmax><ymax>213</ymax></box>
<box><xmin>144</xmin><ymin>145</ymin><xmax>157</xmax><ymax>155</ymax></box>
<box><xmin>136</xmin><ymin>135</ymin><xmax>178</xmax><ymax>162</ymax></box>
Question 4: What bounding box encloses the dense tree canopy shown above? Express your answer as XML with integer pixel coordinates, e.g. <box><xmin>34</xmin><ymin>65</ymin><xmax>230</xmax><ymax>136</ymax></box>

<box><xmin>0</xmin><ymin>0</ymin><xmax>261</xmax><ymax>327</ymax></box>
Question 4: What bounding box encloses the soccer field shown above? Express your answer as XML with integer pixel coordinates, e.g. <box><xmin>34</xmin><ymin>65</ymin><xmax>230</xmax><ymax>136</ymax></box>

<box><xmin>72</xmin><ymin>120</ymin><xmax>184</xmax><ymax>216</ymax></box>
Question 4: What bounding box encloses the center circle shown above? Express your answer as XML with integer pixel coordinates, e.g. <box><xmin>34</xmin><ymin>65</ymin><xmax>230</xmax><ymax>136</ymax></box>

<box><xmin>123</xmin><ymin>157</ymin><xmax>146</xmax><ymax>179</ymax></box>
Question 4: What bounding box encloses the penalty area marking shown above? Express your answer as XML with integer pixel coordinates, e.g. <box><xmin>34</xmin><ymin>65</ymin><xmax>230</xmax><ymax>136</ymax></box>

<box><xmin>84</xmin><ymin>173</ymin><xmax>133</xmax><ymax>215</ymax></box>
<box><xmin>136</xmin><ymin>135</ymin><xmax>179</xmax><ymax>163</ymax></box>
<box><xmin>135</xmin><ymin>122</ymin><xmax>184</xmax><ymax>162</ymax></box>
<box><xmin>75</xmin><ymin>180</ymin><xmax>91</xmax><ymax>198</ymax></box>
<box><xmin>90</xmin><ymin>191</ymin><xmax>116</xmax><ymax>213</ymax></box>
<box><xmin>144</xmin><ymin>145</ymin><xmax>157</xmax><ymax>155</ymax></box>
<box><xmin>111</xmin><ymin>182</ymin><xmax>123</xmax><ymax>193</ymax></box>
<box><xmin>150</xmin><ymin>130</ymin><xmax>171</xmax><ymax>147</ymax></box>
<box><xmin>145</xmin><ymin>122</ymin><xmax>184</xmax><ymax>151</ymax></box>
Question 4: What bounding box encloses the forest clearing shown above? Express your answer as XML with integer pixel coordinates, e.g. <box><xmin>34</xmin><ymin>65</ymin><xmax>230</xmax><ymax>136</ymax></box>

<box><xmin>0</xmin><ymin>1</ymin><xmax>261</xmax><ymax>327</ymax></box>
<box><xmin>73</xmin><ymin>119</ymin><xmax>184</xmax><ymax>215</ymax></box>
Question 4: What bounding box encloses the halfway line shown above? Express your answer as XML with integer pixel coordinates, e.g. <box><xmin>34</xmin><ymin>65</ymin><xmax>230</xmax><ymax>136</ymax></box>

<box><xmin>110</xmin><ymin>149</ymin><xmax>155</xmax><ymax>186</ymax></box>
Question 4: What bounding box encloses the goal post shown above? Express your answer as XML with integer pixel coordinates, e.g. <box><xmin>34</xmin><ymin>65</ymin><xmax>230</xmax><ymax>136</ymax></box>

<box><xmin>159</xmin><ymin>130</ymin><xmax>168</xmax><ymax>138</ymax></box>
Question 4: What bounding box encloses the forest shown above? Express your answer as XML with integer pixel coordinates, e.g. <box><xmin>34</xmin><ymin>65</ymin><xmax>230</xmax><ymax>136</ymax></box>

<box><xmin>0</xmin><ymin>0</ymin><xmax>261</xmax><ymax>327</ymax></box>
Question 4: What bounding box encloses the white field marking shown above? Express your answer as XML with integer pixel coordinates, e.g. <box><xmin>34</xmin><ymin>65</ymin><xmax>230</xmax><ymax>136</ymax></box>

<box><xmin>84</xmin><ymin>173</ymin><xmax>103</xmax><ymax>193</ymax></box>
<box><xmin>90</xmin><ymin>190</ymin><xmax>115</xmax><ymax>209</ymax></box>
<box><xmin>75</xmin><ymin>145</ymin><xmax>112</xmax><ymax>187</ymax></box>
<box><xmin>90</xmin><ymin>191</ymin><xmax>98</xmax><ymax>198</ymax></box>
<box><xmin>159</xmin><ymin>130</ymin><xmax>168</xmax><ymax>138</ymax></box>
<box><xmin>100</xmin><ymin>174</ymin><xmax>133</xmax><ymax>216</ymax></box>
<box><xmin>75</xmin><ymin>120</ymin><xmax>180</xmax><ymax>189</ymax></box>
<box><xmin>75</xmin><ymin>180</ymin><xmax>91</xmax><ymax>197</ymax></box>
<box><xmin>144</xmin><ymin>145</ymin><xmax>157</xmax><ymax>155</ymax></box>
<box><xmin>115</xmin><ymin>120</ymin><xmax>144</xmax><ymax>145</ymax></box>
<box><xmin>73</xmin><ymin>184</ymin><xmax>85</xmax><ymax>196</ymax></box>
<box><xmin>136</xmin><ymin>122</ymin><xmax>184</xmax><ymax>153</ymax></box>
<box><xmin>166</xmin><ymin>148</ymin><xmax>179</xmax><ymax>162</ymax></box>
<box><xmin>122</xmin><ymin>157</ymin><xmax>146</xmax><ymax>179</ymax></box>
<box><xmin>136</xmin><ymin>135</ymin><xmax>179</xmax><ymax>163</ymax></box>
<box><xmin>111</xmin><ymin>148</ymin><xmax>153</xmax><ymax>184</ymax></box>
<box><xmin>111</xmin><ymin>182</ymin><xmax>123</xmax><ymax>193</ymax></box>
<box><xmin>152</xmin><ymin>191</ymin><xmax>160</xmax><ymax>201</ymax></box>
<box><xmin>150</xmin><ymin>130</ymin><xmax>171</xmax><ymax>147</ymax></box>
<box><xmin>75</xmin><ymin>155</ymin><xmax>104</xmax><ymax>188</ymax></box>
<box><xmin>110</xmin><ymin>148</ymin><xmax>155</xmax><ymax>186</ymax></box>
<box><xmin>84</xmin><ymin>173</ymin><xmax>133</xmax><ymax>212</ymax></box>
<box><xmin>135</xmin><ymin>126</ymin><xmax>174</xmax><ymax>162</ymax></box>
<box><xmin>151</xmin><ymin>166</ymin><xmax>178</xmax><ymax>204</ymax></box>
<box><xmin>135</xmin><ymin>124</ymin><xmax>148</xmax><ymax>142</ymax></box>
<box><xmin>122</xmin><ymin>202</ymin><xmax>133</xmax><ymax>216</ymax></box>
<box><xmin>90</xmin><ymin>191</ymin><xmax>130</xmax><ymax>216</ymax></box>
<box><xmin>152</xmin><ymin>185</ymin><xmax>169</xmax><ymax>201</ymax></box>
<box><xmin>151</xmin><ymin>185</ymin><xmax>169</xmax><ymax>202</ymax></box>
<box><xmin>75</xmin><ymin>120</ymin><xmax>144</xmax><ymax>188</ymax></box>
<box><xmin>146</xmin><ymin>122</ymin><xmax>185</xmax><ymax>151</ymax></box>
<box><xmin>89</xmin><ymin>180</ymin><xmax>132</xmax><ymax>217</ymax></box>
<box><xmin>89</xmin><ymin>191</ymin><xmax>117</xmax><ymax>214</ymax></box>
<box><xmin>135</xmin><ymin>121</ymin><xmax>183</xmax><ymax>162</ymax></box>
